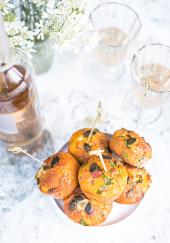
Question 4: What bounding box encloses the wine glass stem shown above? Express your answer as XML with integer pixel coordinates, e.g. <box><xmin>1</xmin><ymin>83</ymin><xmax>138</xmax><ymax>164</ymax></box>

<box><xmin>133</xmin><ymin>82</ymin><xmax>150</xmax><ymax>182</ymax></box>
<box><xmin>135</xmin><ymin>82</ymin><xmax>150</xmax><ymax>131</ymax></box>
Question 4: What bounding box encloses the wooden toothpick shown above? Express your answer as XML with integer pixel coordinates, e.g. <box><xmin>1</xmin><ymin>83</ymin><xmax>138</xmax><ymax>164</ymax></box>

<box><xmin>8</xmin><ymin>147</ymin><xmax>43</xmax><ymax>165</ymax></box>
<box><xmin>90</xmin><ymin>149</ymin><xmax>107</xmax><ymax>173</ymax></box>
<box><xmin>87</xmin><ymin>102</ymin><xmax>102</xmax><ymax>142</ymax></box>
<box><xmin>132</xmin><ymin>160</ymin><xmax>142</xmax><ymax>183</ymax></box>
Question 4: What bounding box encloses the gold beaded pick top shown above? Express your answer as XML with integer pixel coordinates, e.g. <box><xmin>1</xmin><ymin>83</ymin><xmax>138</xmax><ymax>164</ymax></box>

<box><xmin>87</xmin><ymin>101</ymin><xmax>102</xmax><ymax>143</ymax></box>
<box><xmin>90</xmin><ymin>149</ymin><xmax>108</xmax><ymax>173</ymax></box>
<box><xmin>8</xmin><ymin>147</ymin><xmax>43</xmax><ymax>165</ymax></box>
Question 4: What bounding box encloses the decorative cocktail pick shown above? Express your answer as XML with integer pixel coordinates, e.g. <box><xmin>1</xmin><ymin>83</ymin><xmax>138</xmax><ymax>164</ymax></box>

<box><xmin>90</xmin><ymin>149</ymin><xmax>107</xmax><ymax>173</ymax></box>
<box><xmin>135</xmin><ymin>81</ymin><xmax>150</xmax><ymax>131</ymax></box>
<box><xmin>132</xmin><ymin>160</ymin><xmax>143</xmax><ymax>184</ymax></box>
<box><xmin>8</xmin><ymin>147</ymin><xmax>43</xmax><ymax>165</ymax></box>
<box><xmin>87</xmin><ymin>102</ymin><xmax>102</xmax><ymax>143</ymax></box>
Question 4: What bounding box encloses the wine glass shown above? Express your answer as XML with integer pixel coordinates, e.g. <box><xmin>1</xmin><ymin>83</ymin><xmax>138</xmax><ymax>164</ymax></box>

<box><xmin>123</xmin><ymin>43</ymin><xmax>170</xmax><ymax>127</ymax></box>
<box><xmin>89</xmin><ymin>2</ymin><xmax>141</xmax><ymax>81</ymax></box>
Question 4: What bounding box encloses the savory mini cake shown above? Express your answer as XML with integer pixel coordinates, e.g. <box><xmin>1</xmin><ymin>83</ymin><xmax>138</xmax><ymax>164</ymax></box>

<box><xmin>68</xmin><ymin>128</ymin><xmax>108</xmax><ymax>163</ymax></box>
<box><xmin>64</xmin><ymin>187</ymin><xmax>112</xmax><ymax>226</ymax></box>
<box><xmin>78</xmin><ymin>155</ymin><xmax>128</xmax><ymax>201</ymax></box>
<box><xmin>35</xmin><ymin>152</ymin><xmax>80</xmax><ymax>199</ymax></box>
<box><xmin>116</xmin><ymin>166</ymin><xmax>152</xmax><ymax>204</ymax></box>
<box><xmin>109</xmin><ymin>128</ymin><xmax>152</xmax><ymax>167</ymax></box>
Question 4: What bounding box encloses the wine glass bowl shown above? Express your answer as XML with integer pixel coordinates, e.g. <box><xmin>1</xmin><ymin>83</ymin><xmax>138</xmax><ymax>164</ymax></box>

<box><xmin>125</xmin><ymin>43</ymin><xmax>170</xmax><ymax>126</ymax></box>
<box><xmin>131</xmin><ymin>44</ymin><xmax>170</xmax><ymax>108</ymax></box>
<box><xmin>89</xmin><ymin>2</ymin><xmax>141</xmax><ymax>74</ymax></box>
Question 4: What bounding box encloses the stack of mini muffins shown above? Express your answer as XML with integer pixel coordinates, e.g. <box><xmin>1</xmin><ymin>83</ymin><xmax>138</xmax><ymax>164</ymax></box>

<box><xmin>36</xmin><ymin>128</ymin><xmax>152</xmax><ymax>226</ymax></box>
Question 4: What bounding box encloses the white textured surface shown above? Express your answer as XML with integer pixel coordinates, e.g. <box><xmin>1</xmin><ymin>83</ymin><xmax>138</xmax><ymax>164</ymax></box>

<box><xmin>1</xmin><ymin>0</ymin><xmax>170</xmax><ymax>242</ymax></box>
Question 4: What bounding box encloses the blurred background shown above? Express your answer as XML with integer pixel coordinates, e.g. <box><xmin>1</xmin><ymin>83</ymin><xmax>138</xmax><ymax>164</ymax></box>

<box><xmin>0</xmin><ymin>0</ymin><xmax>170</xmax><ymax>243</ymax></box>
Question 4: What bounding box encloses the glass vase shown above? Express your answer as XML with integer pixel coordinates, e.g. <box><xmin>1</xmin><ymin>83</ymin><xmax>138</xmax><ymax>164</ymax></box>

<box><xmin>31</xmin><ymin>39</ymin><xmax>54</xmax><ymax>75</ymax></box>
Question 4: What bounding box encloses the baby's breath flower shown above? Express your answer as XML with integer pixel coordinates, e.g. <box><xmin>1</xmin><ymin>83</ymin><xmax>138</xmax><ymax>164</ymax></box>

<box><xmin>0</xmin><ymin>0</ymin><xmax>14</xmax><ymax>15</ymax></box>
<box><xmin>4</xmin><ymin>12</ymin><xmax>16</xmax><ymax>22</ymax></box>
<box><xmin>0</xmin><ymin>0</ymin><xmax>96</xmax><ymax>54</ymax></box>
<box><xmin>0</xmin><ymin>0</ymin><xmax>34</xmax><ymax>55</ymax></box>
<box><xmin>5</xmin><ymin>21</ymin><xmax>35</xmax><ymax>56</ymax></box>
<box><xmin>37</xmin><ymin>0</ymin><xmax>92</xmax><ymax>50</ymax></box>
<box><xmin>32</xmin><ymin>0</ymin><xmax>47</xmax><ymax>7</ymax></box>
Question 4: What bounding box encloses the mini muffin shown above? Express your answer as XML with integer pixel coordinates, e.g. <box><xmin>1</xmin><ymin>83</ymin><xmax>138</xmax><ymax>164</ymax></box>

<box><xmin>109</xmin><ymin>128</ymin><xmax>152</xmax><ymax>167</ymax></box>
<box><xmin>78</xmin><ymin>155</ymin><xmax>128</xmax><ymax>201</ymax></box>
<box><xmin>35</xmin><ymin>152</ymin><xmax>80</xmax><ymax>199</ymax></box>
<box><xmin>116</xmin><ymin>166</ymin><xmax>152</xmax><ymax>204</ymax></box>
<box><xmin>68</xmin><ymin>128</ymin><xmax>108</xmax><ymax>164</ymax></box>
<box><xmin>64</xmin><ymin>187</ymin><xmax>112</xmax><ymax>226</ymax></box>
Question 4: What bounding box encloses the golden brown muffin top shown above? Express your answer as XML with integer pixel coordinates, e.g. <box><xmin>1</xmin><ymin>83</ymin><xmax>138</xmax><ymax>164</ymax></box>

<box><xmin>68</xmin><ymin>128</ymin><xmax>109</xmax><ymax>163</ymax></box>
<box><xmin>110</xmin><ymin>128</ymin><xmax>152</xmax><ymax>167</ymax></box>
<box><xmin>116</xmin><ymin>166</ymin><xmax>152</xmax><ymax>204</ymax></box>
<box><xmin>64</xmin><ymin>187</ymin><xmax>112</xmax><ymax>226</ymax></box>
<box><xmin>78</xmin><ymin>154</ymin><xmax>128</xmax><ymax>201</ymax></box>
<box><xmin>35</xmin><ymin>152</ymin><xmax>80</xmax><ymax>199</ymax></box>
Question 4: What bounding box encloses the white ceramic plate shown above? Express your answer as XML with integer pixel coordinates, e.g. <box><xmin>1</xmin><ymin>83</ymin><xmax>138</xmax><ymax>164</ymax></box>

<box><xmin>51</xmin><ymin>134</ymin><xmax>140</xmax><ymax>227</ymax></box>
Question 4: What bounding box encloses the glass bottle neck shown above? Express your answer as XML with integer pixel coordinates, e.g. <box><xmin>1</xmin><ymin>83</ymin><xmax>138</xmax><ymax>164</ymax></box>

<box><xmin>0</xmin><ymin>64</ymin><xmax>29</xmax><ymax>100</ymax></box>
<box><xmin>0</xmin><ymin>63</ymin><xmax>13</xmax><ymax>72</ymax></box>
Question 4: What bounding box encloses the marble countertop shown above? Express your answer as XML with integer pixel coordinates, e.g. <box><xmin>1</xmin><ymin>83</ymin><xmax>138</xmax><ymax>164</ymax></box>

<box><xmin>1</xmin><ymin>0</ymin><xmax>170</xmax><ymax>243</ymax></box>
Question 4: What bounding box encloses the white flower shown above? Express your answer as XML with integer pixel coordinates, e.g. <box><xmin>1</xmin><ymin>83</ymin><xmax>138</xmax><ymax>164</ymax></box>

<box><xmin>37</xmin><ymin>0</ymin><xmax>93</xmax><ymax>51</ymax></box>
<box><xmin>0</xmin><ymin>0</ymin><xmax>34</xmax><ymax>56</ymax></box>
<box><xmin>0</xmin><ymin>0</ymin><xmax>96</xmax><ymax>54</ymax></box>
<box><xmin>0</xmin><ymin>0</ymin><xmax>14</xmax><ymax>15</ymax></box>
<box><xmin>32</xmin><ymin>0</ymin><xmax>47</xmax><ymax>7</ymax></box>
<box><xmin>5</xmin><ymin>21</ymin><xmax>35</xmax><ymax>56</ymax></box>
